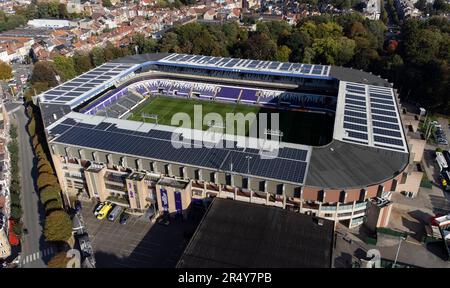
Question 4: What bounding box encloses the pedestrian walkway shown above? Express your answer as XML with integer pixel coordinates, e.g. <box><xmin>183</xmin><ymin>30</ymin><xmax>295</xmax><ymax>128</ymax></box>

<box><xmin>21</xmin><ymin>247</ymin><xmax>55</xmax><ymax>266</ymax></box>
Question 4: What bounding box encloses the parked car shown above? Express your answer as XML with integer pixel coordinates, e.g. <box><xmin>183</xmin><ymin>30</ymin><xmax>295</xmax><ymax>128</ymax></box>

<box><xmin>97</xmin><ymin>202</ymin><xmax>113</xmax><ymax>220</ymax></box>
<box><xmin>93</xmin><ymin>202</ymin><xmax>104</xmax><ymax>216</ymax></box>
<box><xmin>119</xmin><ymin>212</ymin><xmax>130</xmax><ymax>225</ymax></box>
<box><xmin>107</xmin><ymin>205</ymin><xmax>123</xmax><ymax>222</ymax></box>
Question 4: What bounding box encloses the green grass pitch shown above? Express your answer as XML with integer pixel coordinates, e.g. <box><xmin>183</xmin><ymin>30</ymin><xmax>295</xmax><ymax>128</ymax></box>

<box><xmin>127</xmin><ymin>95</ymin><xmax>334</xmax><ymax>146</ymax></box>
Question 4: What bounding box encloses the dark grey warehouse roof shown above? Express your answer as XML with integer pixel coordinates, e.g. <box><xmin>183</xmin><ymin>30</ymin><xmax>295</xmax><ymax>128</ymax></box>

<box><xmin>307</xmin><ymin>140</ymin><xmax>409</xmax><ymax>189</ymax></box>
<box><xmin>177</xmin><ymin>198</ymin><xmax>334</xmax><ymax>268</ymax></box>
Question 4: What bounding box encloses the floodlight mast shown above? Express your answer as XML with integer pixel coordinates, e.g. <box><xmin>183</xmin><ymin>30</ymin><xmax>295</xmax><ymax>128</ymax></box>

<box><xmin>264</xmin><ymin>129</ymin><xmax>284</xmax><ymax>142</ymax></box>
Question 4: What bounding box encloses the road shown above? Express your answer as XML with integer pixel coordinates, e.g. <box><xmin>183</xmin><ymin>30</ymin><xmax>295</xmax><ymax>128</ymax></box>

<box><xmin>11</xmin><ymin>105</ymin><xmax>54</xmax><ymax>268</ymax></box>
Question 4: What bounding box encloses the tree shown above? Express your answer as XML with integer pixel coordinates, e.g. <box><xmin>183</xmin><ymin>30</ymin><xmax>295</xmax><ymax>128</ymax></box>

<box><xmin>132</xmin><ymin>34</ymin><xmax>157</xmax><ymax>54</ymax></box>
<box><xmin>102</xmin><ymin>0</ymin><xmax>113</xmax><ymax>8</ymax></box>
<box><xmin>48</xmin><ymin>252</ymin><xmax>70</xmax><ymax>268</ymax></box>
<box><xmin>44</xmin><ymin>210</ymin><xmax>72</xmax><ymax>242</ymax></box>
<box><xmin>158</xmin><ymin>32</ymin><xmax>180</xmax><ymax>53</ymax></box>
<box><xmin>31</xmin><ymin>61</ymin><xmax>59</xmax><ymax>87</ymax></box>
<box><xmin>73</xmin><ymin>51</ymin><xmax>92</xmax><ymax>74</ymax></box>
<box><xmin>54</xmin><ymin>55</ymin><xmax>77</xmax><ymax>81</ymax></box>
<box><xmin>0</xmin><ymin>61</ymin><xmax>12</xmax><ymax>80</ymax></box>
<box><xmin>40</xmin><ymin>185</ymin><xmax>61</xmax><ymax>205</ymax></box>
<box><xmin>10</xmin><ymin>205</ymin><xmax>23</xmax><ymax>221</ymax></box>
<box><xmin>90</xmin><ymin>47</ymin><xmax>106</xmax><ymax>67</ymax></box>
<box><xmin>243</xmin><ymin>33</ymin><xmax>277</xmax><ymax>60</ymax></box>
<box><xmin>275</xmin><ymin>45</ymin><xmax>292</xmax><ymax>62</ymax></box>
<box><xmin>37</xmin><ymin>173</ymin><xmax>59</xmax><ymax>190</ymax></box>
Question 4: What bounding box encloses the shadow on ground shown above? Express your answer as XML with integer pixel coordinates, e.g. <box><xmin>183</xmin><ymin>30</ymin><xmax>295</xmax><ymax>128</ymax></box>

<box><xmin>93</xmin><ymin>205</ymin><xmax>205</xmax><ymax>268</ymax></box>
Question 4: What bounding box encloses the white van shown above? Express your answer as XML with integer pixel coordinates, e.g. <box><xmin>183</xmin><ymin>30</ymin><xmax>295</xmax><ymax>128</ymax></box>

<box><xmin>107</xmin><ymin>205</ymin><xmax>123</xmax><ymax>222</ymax></box>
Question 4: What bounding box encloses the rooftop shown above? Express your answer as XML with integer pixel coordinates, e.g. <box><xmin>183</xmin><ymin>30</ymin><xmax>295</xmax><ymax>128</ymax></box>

<box><xmin>177</xmin><ymin>198</ymin><xmax>334</xmax><ymax>268</ymax></box>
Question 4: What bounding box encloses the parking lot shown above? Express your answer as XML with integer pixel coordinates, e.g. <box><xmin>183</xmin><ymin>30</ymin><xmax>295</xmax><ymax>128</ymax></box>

<box><xmin>81</xmin><ymin>201</ymin><xmax>200</xmax><ymax>268</ymax></box>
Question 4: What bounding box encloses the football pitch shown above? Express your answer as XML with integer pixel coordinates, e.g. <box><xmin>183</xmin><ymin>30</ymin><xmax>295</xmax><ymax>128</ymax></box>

<box><xmin>128</xmin><ymin>96</ymin><xmax>334</xmax><ymax>146</ymax></box>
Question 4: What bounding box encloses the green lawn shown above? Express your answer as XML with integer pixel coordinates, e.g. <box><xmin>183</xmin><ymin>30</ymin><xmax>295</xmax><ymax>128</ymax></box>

<box><xmin>128</xmin><ymin>96</ymin><xmax>334</xmax><ymax>146</ymax></box>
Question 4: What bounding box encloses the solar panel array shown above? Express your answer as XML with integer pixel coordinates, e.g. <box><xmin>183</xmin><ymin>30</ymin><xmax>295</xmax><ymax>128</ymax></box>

<box><xmin>159</xmin><ymin>54</ymin><xmax>331</xmax><ymax>77</ymax></box>
<box><xmin>337</xmin><ymin>82</ymin><xmax>407</xmax><ymax>152</ymax></box>
<box><xmin>48</xmin><ymin>117</ymin><xmax>310</xmax><ymax>184</ymax></box>
<box><xmin>39</xmin><ymin>63</ymin><xmax>137</xmax><ymax>107</ymax></box>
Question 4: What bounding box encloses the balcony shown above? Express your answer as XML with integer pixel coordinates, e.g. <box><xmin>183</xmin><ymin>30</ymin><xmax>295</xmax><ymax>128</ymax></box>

<box><xmin>105</xmin><ymin>183</ymin><xmax>127</xmax><ymax>193</ymax></box>
<box><xmin>105</xmin><ymin>172</ymin><xmax>127</xmax><ymax>184</ymax></box>
<box><xmin>220</xmin><ymin>190</ymin><xmax>234</xmax><ymax>199</ymax></box>
<box><xmin>191</xmin><ymin>181</ymin><xmax>204</xmax><ymax>189</ymax></box>
<box><xmin>338</xmin><ymin>204</ymin><xmax>354</xmax><ymax>212</ymax></box>
<box><xmin>302</xmin><ymin>202</ymin><xmax>320</xmax><ymax>210</ymax></box>
<box><xmin>321</xmin><ymin>205</ymin><xmax>337</xmax><ymax>212</ymax></box>
<box><xmin>206</xmin><ymin>183</ymin><xmax>219</xmax><ymax>192</ymax></box>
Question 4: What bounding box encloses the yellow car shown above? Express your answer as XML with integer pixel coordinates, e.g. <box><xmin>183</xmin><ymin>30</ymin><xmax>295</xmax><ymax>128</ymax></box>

<box><xmin>96</xmin><ymin>202</ymin><xmax>113</xmax><ymax>220</ymax></box>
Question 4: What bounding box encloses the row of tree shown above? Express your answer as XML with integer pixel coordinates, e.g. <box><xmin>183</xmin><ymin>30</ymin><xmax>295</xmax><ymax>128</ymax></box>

<box><xmin>14</xmin><ymin>2</ymin><xmax>83</xmax><ymax>21</ymax></box>
<box><xmin>25</xmin><ymin>102</ymin><xmax>72</xmax><ymax>244</ymax></box>
<box><xmin>28</xmin><ymin>15</ymin><xmax>450</xmax><ymax>113</ymax></box>
<box><xmin>7</xmin><ymin>125</ymin><xmax>24</xmax><ymax>239</ymax></box>
<box><xmin>0</xmin><ymin>10</ymin><xmax>27</xmax><ymax>33</ymax></box>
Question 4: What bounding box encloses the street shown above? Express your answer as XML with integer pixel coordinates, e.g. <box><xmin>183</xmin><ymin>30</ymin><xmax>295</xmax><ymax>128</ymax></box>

<box><xmin>11</xmin><ymin>105</ymin><xmax>53</xmax><ymax>267</ymax></box>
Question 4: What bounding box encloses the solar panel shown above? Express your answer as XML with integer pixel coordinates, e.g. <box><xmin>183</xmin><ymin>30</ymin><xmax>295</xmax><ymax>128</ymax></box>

<box><xmin>346</xmin><ymin>85</ymin><xmax>365</xmax><ymax>91</ymax></box>
<box><xmin>373</xmin><ymin>128</ymin><xmax>402</xmax><ymax>138</ymax></box>
<box><xmin>64</xmin><ymin>92</ymin><xmax>83</xmax><ymax>97</ymax></box>
<box><xmin>279</xmin><ymin>63</ymin><xmax>291</xmax><ymax>71</ymax></box>
<box><xmin>346</xmin><ymin>94</ymin><xmax>366</xmax><ymax>102</ymax></box>
<box><xmin>371</xmin><ymin>109</ymin><xmax>397</xmax><ymax>117</ymax></box>
<box><xmin>373</xmin><ymin>135</ymin><xmax>403</xmax><ymax>146</ymax></box>
<box><xmin>344</xmin><ymin>110</ymin><xmax>366</xmax><ymax>119</ymax></box>
<box><xmin>278</xmin><ymin>147</ymin><xmax>308</xmax><ymax>161</ymax></box>
<box><xmin>345</xmin><ymin>104</ymin><xmax>366</xmax><ymax>112</ymax></box>
<box><xmin>57</xmin><ymin>96</ymin><xmax>77</xmax><ymax>101</ymax></box>
<box><xmin>370</xmin><ymin>97</ymin><xmax>393</xmax><ymax>105</ymax></box>
<box><xmin>344</xmin><ymin>116</ymin><xmax>367</xmax><ymax>125</ymax></box>
<box><xmin>344</xmin><ymin>122</ymin><xmax>367</xmax><ymax>132</ymax></box>
<box><xmin>371</xmin><ymin>103</ymin><xmax>395</xmax><ymax>111</ymax></box>
<box><xmin>346</xmin><ymin>89</ymin><xmax>366</xmax><ymax>95</ymax></box>
<box><xmin>345</xmin><ymin>99</ymin><xmax>366</xmax><ymax>107</ymax></box>
<box><xmin>374</xmin><ymin>144</ymin><xmax>405</xmax><ymax>151</ymax></box>
<box><xmin>45</xmin><ymin>90</ymin><xmax>64</xmax><ymax>95</ymax></box>
<box><xmin>52</xmin><ymin>123</ymin><xmax>309</xmax><ymax>184</ymax></box>
<box><xmin>343</xmin><ymin>137</ymin><xmax>368</xmax><ymax>145</ymax></box>
<box><xmin>369</xmin><ymin>93</ymin><xmax>393</xmax><ymax>100</ymax></box>
<box><xmin>347</xmin><ymin>130</ymin><xmax>368</xmax><ymax>140</ymax></box>
<box><xmin>372</xmin><ymin>114</ymin><xmax>398</xmax><ymax>123</ymax></box>
<box><xmin>372</xmin><ymin>121</ymin><xmax>399</xmax><ymax>130</ymax></box>
<box><xmin>268</xmin><ymin>62</ymin><xmax>281</xmax><ymax>69</ymax></box>
<box><xmin>49</xmin><ymin>124</ymin><xmax>72</xmax><ymax>135</ymax></box>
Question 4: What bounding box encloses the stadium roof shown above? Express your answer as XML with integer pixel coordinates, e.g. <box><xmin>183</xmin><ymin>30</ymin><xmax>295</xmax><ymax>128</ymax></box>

<box><xmin>333</xmin><ymin>81</ymin><xmax>408</xmax><ymax>153</ymax></box>
<box><xmin>177</xmin><ymin>198</ymin><xmax>334</xmax><ymax>268</ymax></box>
<box><xmin>158</xmin><ymin>53</ymin><xmax>331</xmax><ymax>78</ymax></box>
<box><xmin>47</xmin><ymin>112</ymin><xmax>312</xmax><ymax>185</ymax></box>
<box><xmin>39</xmin><ymin>62</ymin><xmax>138</xmax><ymax>107</ymax></box>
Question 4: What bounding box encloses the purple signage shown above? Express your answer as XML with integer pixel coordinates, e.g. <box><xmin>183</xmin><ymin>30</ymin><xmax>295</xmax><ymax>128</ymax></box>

<box><xmin>160</xmin><ymin>188</ymin><xmax>169</xmax><ymax>212</ymax></box>
<box><xmin>174</xmin><ymin>191</ymin><xmax>182</xmax><ymax>214</ymax></box>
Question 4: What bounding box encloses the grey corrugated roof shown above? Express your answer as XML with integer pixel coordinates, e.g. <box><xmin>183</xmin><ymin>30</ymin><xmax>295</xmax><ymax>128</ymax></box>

<box><xmin>110</xmin><ymin>52</ymin><xmax>170</xmax><ymax>64</ymax></box>
<box><xmin>330</xmin><ymin>66</ymin><xmax>391</xmax><ymax>87</ymax></box>
<box><xmin>177</xmin><ymin>198</ymin><xmax>334</xmax><ymax>268</ymax></box>
<box><xmin>306</xmin><ymin>140</ymin><xmax>409</xmax><ymax>189</ymax></box>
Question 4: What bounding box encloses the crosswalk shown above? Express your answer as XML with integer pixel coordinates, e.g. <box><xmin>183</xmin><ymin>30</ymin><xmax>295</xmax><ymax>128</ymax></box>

<box><xmin>21</xmin><ymin>247</ymin><xmax>55</xmax><ymax>265</ymax></box>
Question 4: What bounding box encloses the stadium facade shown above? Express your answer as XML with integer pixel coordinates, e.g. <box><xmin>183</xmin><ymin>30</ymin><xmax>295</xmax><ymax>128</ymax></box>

<box><xmin>37</xmin><ymin>53</ymin><xmax>414</xmax><ymax>228</ymax></box>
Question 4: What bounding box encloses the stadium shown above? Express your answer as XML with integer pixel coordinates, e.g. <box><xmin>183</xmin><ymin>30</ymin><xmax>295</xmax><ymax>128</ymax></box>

<box><xmin>37</xmin><ymin>53</ymin><xmax>410</xmax><ymax>228</ymax></box>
